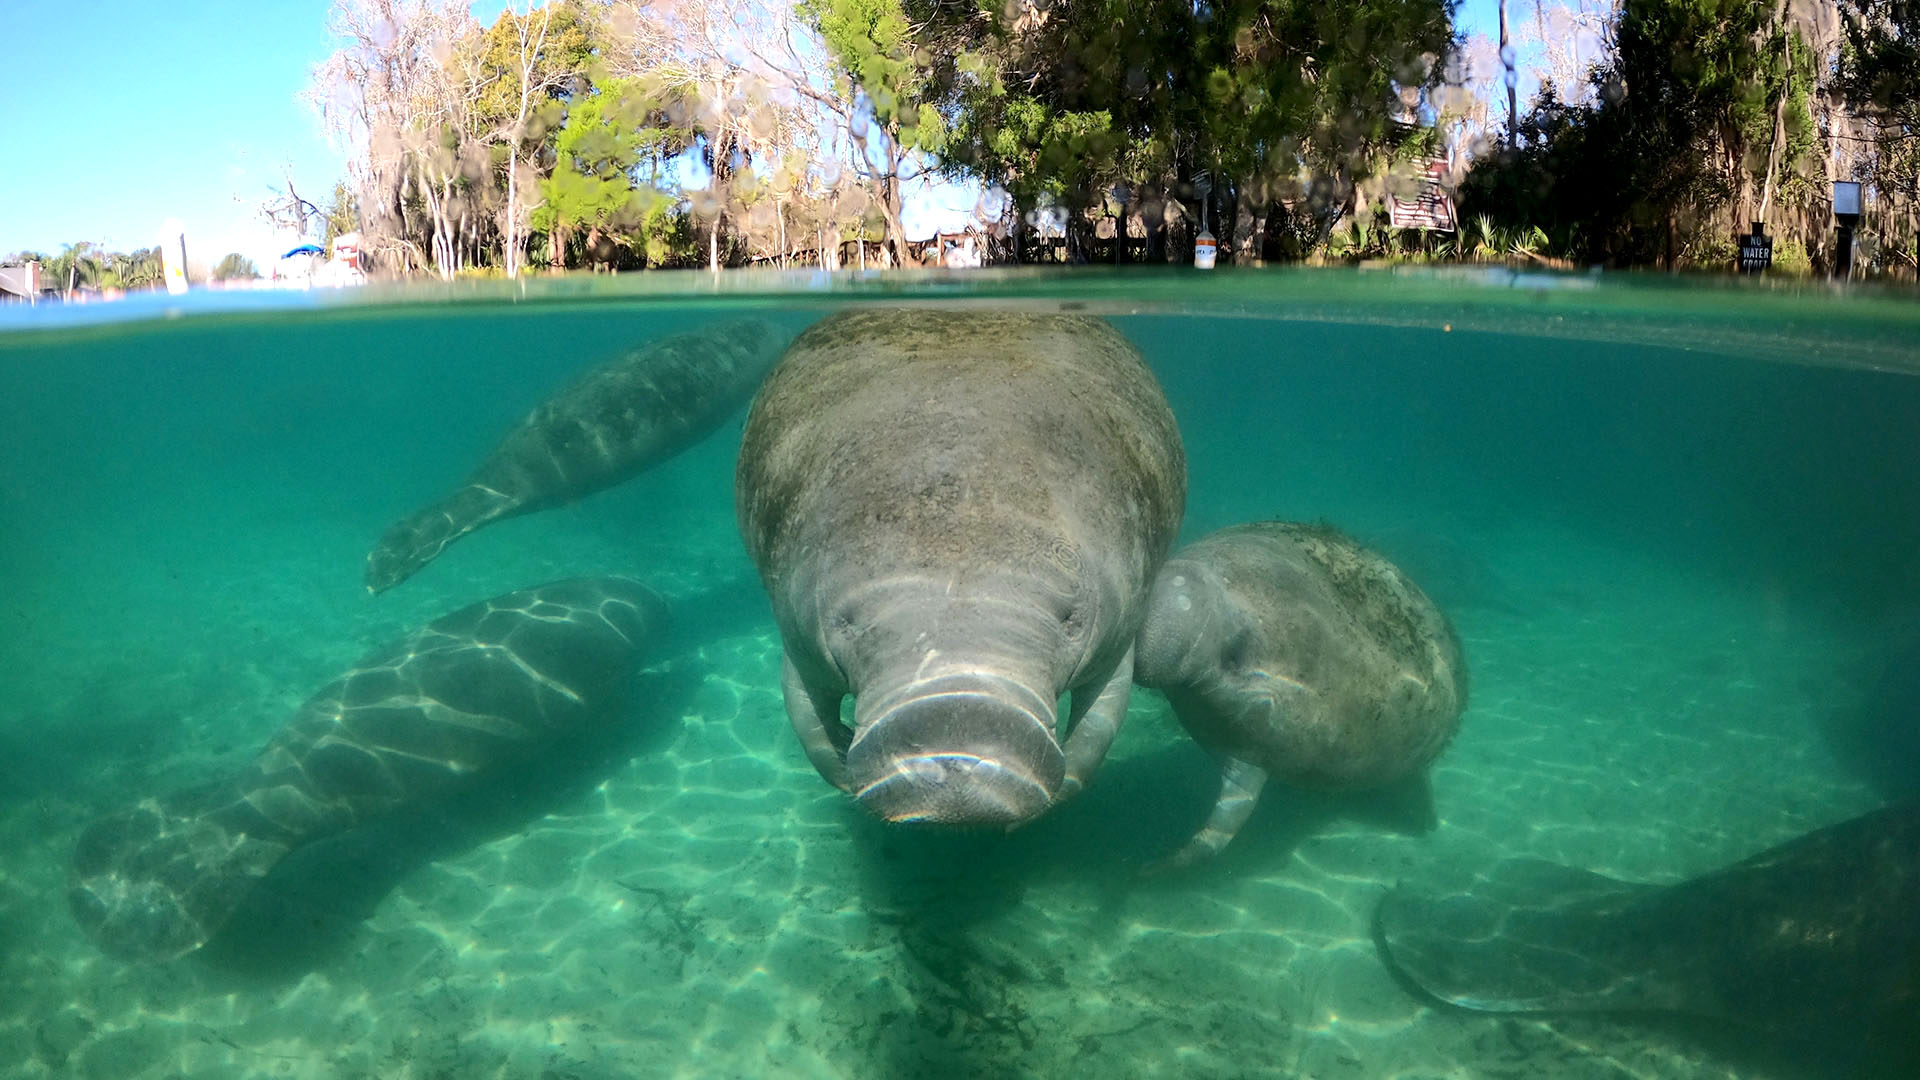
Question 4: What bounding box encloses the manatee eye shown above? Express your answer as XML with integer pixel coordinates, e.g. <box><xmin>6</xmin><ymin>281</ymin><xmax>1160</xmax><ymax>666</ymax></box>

<box><xmin>1051</xmin><ymin>594</ymin><xmax>1087</xmax><ymax>639</ymax></box>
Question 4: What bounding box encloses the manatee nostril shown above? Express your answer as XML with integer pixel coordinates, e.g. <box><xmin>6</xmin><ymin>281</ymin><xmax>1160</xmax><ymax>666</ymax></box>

<box><xmin>847</xmin><ymin>680</ymin><xmax>1066</xmax><ymax>826</ymax></box>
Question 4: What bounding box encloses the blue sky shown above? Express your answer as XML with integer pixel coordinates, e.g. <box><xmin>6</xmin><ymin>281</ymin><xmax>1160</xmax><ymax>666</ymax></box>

<box><xmin>1</xmin><ymin>1</ymin><xmax>347</xmax><ymax>266</ymax></box>
<box><xmin>0</xmin><ymin>0</ymin><xmax>1526</xmax><ymax>266</ymax></box>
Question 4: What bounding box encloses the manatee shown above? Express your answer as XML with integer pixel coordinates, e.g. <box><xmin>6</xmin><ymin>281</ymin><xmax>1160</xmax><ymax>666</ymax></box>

<box><xmin>365</xmin><ymin>319</ymin><xmax>782</xmax><ymax>593</ymax></box>
<box><xmin>736</xmin><ymin>309</ymin><xmax>1186</xmax><ymax>827</ymax></box>
<box><xmin>1135</xmin><ymin>521</ymin><xmax>1466</xmax><ymax>868</ymax></box>
<box><xmin>1374</xmin><ymin>800</ymin><xmax>1920</xmax><ymax>1075</ymax></box>
<box><xmin>69</xmin><ymin>577</ymin><xmax>667</xmax><ymax>962</ymax></box>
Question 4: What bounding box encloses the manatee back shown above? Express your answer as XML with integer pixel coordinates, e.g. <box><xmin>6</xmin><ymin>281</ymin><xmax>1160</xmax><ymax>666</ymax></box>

<box><xmin>476</xmin><ymin>318</ymin><xmax>779</xmax><ymax>502</ymax></box>
<box><xmin>736</xmin><ymin>309</ymin><xmax>1186</xmax><ymax>655</ymax></box>
<box><xmin>67</xmin><ymin>577</ymin><xmax>667</xmax><ymax>962</ymax></box>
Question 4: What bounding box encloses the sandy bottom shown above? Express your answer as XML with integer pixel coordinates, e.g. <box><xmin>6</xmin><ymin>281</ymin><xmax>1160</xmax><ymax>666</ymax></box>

<box><xmin>0</xmin><ymin>506</ymin><xmax>1891</xmax><ymax>1080</ymax></box>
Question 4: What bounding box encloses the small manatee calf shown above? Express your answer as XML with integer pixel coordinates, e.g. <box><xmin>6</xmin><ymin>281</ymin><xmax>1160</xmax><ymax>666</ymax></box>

<box><xmin>366</xmin><ymin>318</ymin><xmax>782</xmax><ymax>593</ymax></box>
<box><xmin>736</xmin><ymin>309</ymin><xmax>1186</xmax><ymax>828</ymax></box>
<box><xmin>69</xmin><ymin>578</ymin><xmax>667</xmax><ymax>962</ymax></box>
<box><xmin>1135</xmin><ymin>521</ymin><xmax>1466</xmax><ymax>868</ymax></box>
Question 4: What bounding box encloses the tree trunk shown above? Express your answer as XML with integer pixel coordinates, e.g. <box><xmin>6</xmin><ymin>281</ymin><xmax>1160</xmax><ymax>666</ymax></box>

<box><xmin>1757</xmin><ymin>31</ymin><xmax>1791</xmax><ymax>225</ymax></box>
<box><xmin>875</xmin><ymin>179</ymin><xmax>918</xmax><ymax>268</ymax></box>
<box><xmin>1499</xmin><ymin>0</ymin><xmax>1517</xmax><ymax>139</ymax></box>
<box><xmin>1233</xmin><ymin>174</ymin><xmax>1260</xmax><ymax>263</ymax></box>
<box><xmin>1010</xmin><ymin>194</ymin><xmax>1025</xmax><ymax>264</ymax></box>
<box><xmin>853</xmin><ymin>129</ymin><xmax>919</xmax><ymax>269</ymax></box>
<box><xmin>506</xmin><ymin>147</ymin><xmax>521</xmax><ymax>279</ymax></box>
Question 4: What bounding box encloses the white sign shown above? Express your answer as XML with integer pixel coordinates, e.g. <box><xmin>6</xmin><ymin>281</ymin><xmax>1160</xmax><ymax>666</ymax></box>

<box><xmin>1193</xmin><ymin>229</ymin><xmax>1217</xmax><ymax>269</ymax></box>
<box><xmin>1388</xmin><ymin>157</ymin><xmax>1457</xmax><ymax>232</ymax></box>
<box><xmin>1834</xmin><ymin>181</ymin><xmax>1862</xmax><ymax>217</ymax></box>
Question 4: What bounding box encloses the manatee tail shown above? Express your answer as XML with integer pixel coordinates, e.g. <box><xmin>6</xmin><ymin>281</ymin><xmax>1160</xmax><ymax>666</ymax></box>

<box><xmin>67</xmin><ymin>791</ymin><xmax>297</xmax><ymax>963</ymax></box>
<box><xmin>1374</xmin><ymin>859</ymin><xmax>1689</xmax><ymax>1015</ymax></box>
<box><xmin>1376</xmin><ymin>803</ymin><xmax>1920</xmax><ymax>1074</ymax></box>
<box><xmin>364</xmin><ymin>484</ymin><xmax>518</xmax><ymax>594</ymax></box>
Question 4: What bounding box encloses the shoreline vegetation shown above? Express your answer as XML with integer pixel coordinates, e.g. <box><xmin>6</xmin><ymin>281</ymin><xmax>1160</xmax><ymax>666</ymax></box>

<box><xmin>7</xmin><ymin>0</ymin><xmax>1920</xmax><ymax>295</ymax></box>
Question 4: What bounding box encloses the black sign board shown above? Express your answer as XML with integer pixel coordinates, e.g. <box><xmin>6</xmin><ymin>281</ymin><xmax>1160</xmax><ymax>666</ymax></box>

<box><xmin>1737</xmin><ymin>222</ymin><xmax>1772</xmax><ymax>273</ymax></box>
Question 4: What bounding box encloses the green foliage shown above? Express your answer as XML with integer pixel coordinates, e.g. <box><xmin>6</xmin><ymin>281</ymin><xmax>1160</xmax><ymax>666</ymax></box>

<box><xmin>1771</xmin><ymin>237</ymin><xmax>1811</xmax><ymax>274</ymax></box>
<box><xmin>212</xmin><ymin>253</ymin><xmax>260</xmax><ymax>281</ymax></box>
<box><xmin>39</xmin><ymin>242</ymin><xmax>106</xmax><ymax>291</ymax></box>
<box><xmin>100</xmin><ymin>247</ymin><xmax>164</xmax><ymax>290</ymax></box>
<box><xmin>530</xmin><ymin>77</ymin><xmax>693</xmax><ymax>269</ymax></box>
<box><xmin>321</xmin><ymin>181</ymin><xmax>359</xmax><ymax>244</ymax></box>
<box><xmin>1460</xmin><ymin>0</ymin><xmax>1820</xmax><ymax>267</ymax></box>
<box><xmin>25</xmin><ymin>243</ymin><xmax>166</xmax><ymax>291</ymax></box>
<box><xmin>468</xmin><ymin>0</ymin><xmax>602</xmax><ymax>135</ymax></box>
<box><xmin>637</xmin><ymin>199</ymin><xmax>696</xmax><ymax>268</ymax></box>
<box><xmin>805</xmin><ymin>0</ymin><xmax>944</xmax><ymax>152</ymax></box>
<box><xmin>909</xmin><ymin>0</ymin><xmax>1454</xmax><ymax>249</ymax></box>
<box><xmin>1836</xmin><ymin>0</ymin><xmax>1920</xmax><ymax>199</ymax></box>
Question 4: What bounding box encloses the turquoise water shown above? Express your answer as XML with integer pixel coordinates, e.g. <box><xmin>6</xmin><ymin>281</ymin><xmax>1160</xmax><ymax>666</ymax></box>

<box><xmin>1</xmin><ymin>269</ymin><xmax>1916</xmax><ymax>1078</ymax></box>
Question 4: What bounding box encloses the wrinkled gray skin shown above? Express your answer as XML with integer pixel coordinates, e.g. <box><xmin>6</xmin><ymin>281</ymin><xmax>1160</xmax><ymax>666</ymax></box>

<box><xmin>68</xmin><ymin>577</ymin><xmax>667</xmax><ymax>962</ymax></box>
<box><xmin>1136</xmin><ymin>522</ymin><xmax>1466</xmax><ymax>868</ymax></box>
<box><xmin>736</xmin><ymin>310</ymin><xmax>1186</xmax><ymax>828</ymax></box>
<box><xmin>366</xmin><ymin>318</ymin><xmax>782</xmax><ymax>593</ymax></box>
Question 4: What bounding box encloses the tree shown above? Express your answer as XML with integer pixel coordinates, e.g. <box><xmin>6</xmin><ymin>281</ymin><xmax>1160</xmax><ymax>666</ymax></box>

<box><xmin>213</xmin><ymin>254</ymin><xmax>261</xmax><ymax>281</ymax></box>
<box><xmin>466</xmin><ymin>0</ymin><xmax>603</xmax><ymax>277</ymax></box>
<box><xmin>1459</xmin><ymin>0</ymin><xmax>1821</xmax><ymax>268</ymax></box>
<box><xmin>530</xmin><ymin>76</ymin><xmax>691</xmax><ymax>268</ymax></box>
<box><xmin>21</xmin><ymin>243</ymin><xmax>164</xmax><ymax>294</ymax></box>
<box><xmin>1836</xmin><ymin>0</ymin><xmax>1920</xmax><ymax>271</ymax></box>
<box><xmin>259</xmin><ymin>171</ymin><xmax>327</xmax><ymax>243</ymax></box>
<box><xmin>321</xmin><ymin>180</ymin><xmax>360</xmax><ymax>244</ymax></box>
<box><xmin>48</xmin><ymin>242</ymin><xmax>105</xmax><ymax>297</ymax></box>
<box><xmin>598</xmin><ymin>0</ymin><xmax>872</xmax><ymax>268</ymax></box>
<box><xmin>795</xmin><ymin>0</ymin><xmax>952</xmax><ymax>266</ymax></box>
<box><xmin>913</xmin><ymin>0</ymin><xmax>1456</xmax><ymax>262</ymax></box>
<box><xmin>99</xmin><ymin>248</ymin><xmax>165</xmax><ymax>291</ymax></box>
<box><xmin>307</xmin><ymin>0</ymin><xmax>479</xmax><ymax>274</ymax></box>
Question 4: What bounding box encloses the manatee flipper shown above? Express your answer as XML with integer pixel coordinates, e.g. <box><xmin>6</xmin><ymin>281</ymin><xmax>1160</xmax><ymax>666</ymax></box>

<box><xmin>69</xmin><ymin>577</ymin><xmax>668</xmax><ymax>962</ymax></box>
<box><xmin>782</xmin><ymin>653</ymin><xmax>851</xmax><ymax>792</ymax></box>
<box><xmin>1147</xmin><ymin>755</ymin><xmax>1269</xmax><ymax>875</ymax></box>
<box><xmin>365</xmin><ymin>484</ymin><xmax>520</xmax><ymax>593</ymax></box>
<box><xmin>366</xmin><ymin>318</ymin><xmax>781</xmax><ymax>593</ymax></box>
<box><xmin>1059</xmin><ymin>648</ymin><xmax>1135</xmax><ymax>801</ymax></box>
<box><xmin>1375</xmin><ymin>801</ymin><xmax>1920</xmax><ymax>1068</ymax></box>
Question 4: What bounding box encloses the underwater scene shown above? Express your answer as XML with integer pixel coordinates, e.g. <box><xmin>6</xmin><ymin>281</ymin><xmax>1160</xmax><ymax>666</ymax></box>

<box><xmin>1</xmin><ymin>270</ymin><xmax>1917</xmax><ymax>1080</ymax></box>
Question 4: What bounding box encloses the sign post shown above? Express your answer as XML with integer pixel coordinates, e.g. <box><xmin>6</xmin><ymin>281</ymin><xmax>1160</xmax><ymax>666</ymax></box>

<box><xmin>1736</xmin><ymin>222</ymin><xmax>1772</xmax><ymax>273</ymax></box>
<box><xmin>1833</xmin><ymin>181</ymin><xmax>1862</xmax><ymax>281</ymax></box>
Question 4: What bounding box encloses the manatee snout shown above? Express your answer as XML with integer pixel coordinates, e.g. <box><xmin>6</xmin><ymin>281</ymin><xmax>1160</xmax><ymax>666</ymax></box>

<box><xmin>1136</xmin><ymin>563</ymin><xmax>1236</xmax><ymax>689</ymax></box>
<box><xmin>846</xmin><ymin>675</ymin><xmax>1066</xmax><ymax>826</ymax></box>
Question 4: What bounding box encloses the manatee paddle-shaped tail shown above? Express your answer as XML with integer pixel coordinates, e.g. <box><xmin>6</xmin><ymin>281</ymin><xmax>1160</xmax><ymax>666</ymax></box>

<box><xmin>365</xmin><ymin>318</ymin><xmax>783</xmax><ymax>594</ymax></box>
<box><xmin>69</xmin><ymin>577</ymin><xmax>668</xmax><ymax>962</ymax></box>
<box><xmin>1374</xmin><ymin>801</ymin><xmax>1920</xmax><ymax>1070</ymax></box>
